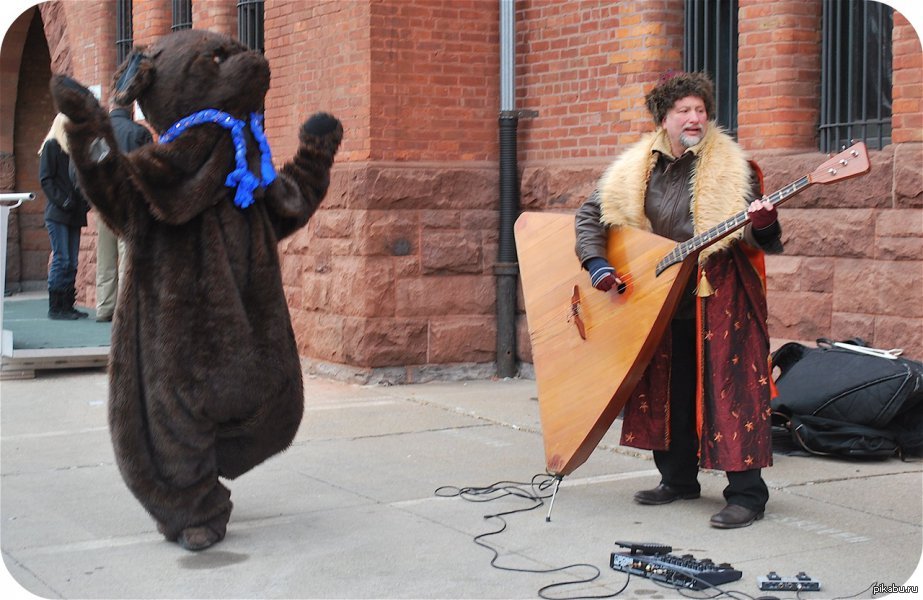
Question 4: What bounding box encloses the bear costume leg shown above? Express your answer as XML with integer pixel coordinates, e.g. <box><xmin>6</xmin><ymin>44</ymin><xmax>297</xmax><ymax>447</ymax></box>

<box><xmin>214</xmin><ymin>375</ymin><xmax>305</xmax><ymax>480</ymax></box>
<box><xmin>109</xmin><ymin>344</ymin><xmax>234</xmax><ymax>550</ymax></box>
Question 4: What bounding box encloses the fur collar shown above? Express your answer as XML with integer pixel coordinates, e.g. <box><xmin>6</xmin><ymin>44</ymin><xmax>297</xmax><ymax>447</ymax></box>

<box><xmin>597</xmin><ymin>125</ymin><xmax>752</xmax><ymax>264</ymax></box>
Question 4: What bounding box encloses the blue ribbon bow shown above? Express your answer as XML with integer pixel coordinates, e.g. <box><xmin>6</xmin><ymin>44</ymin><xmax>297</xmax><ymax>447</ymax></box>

<box><xmin>159</xmin><ymin>109</ymin><xmax>277</xmax><ymax>209</ymax></box>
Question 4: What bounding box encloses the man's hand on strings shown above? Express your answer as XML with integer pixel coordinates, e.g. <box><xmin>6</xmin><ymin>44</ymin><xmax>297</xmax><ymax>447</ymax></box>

<box><xmin>586</xmin><ymin>257</ymin><xmax>625</xmax><ymax>294</ymax></box>
<box><xmin>747</xmin><ymin>198</ymin><xmax>778</xmax><ymax>229</ymax></box>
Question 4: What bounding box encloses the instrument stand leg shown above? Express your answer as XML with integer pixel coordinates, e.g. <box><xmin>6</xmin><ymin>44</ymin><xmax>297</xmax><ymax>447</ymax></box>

<box><xmin>545</xmin><ymin>476</ymin><xmax>563</xmax><ymax>522</ymax></box>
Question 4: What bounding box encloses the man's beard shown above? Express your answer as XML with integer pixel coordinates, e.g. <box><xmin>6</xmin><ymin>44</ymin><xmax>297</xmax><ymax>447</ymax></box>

<box><xmin>679</xmin><ymin>130</ymin><xmax>703</xmax><ymax>148</ymax></box>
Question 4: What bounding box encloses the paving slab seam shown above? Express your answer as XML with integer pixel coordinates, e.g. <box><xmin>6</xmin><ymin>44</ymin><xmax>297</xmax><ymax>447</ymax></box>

<box><xmin>0</xmin><ymin>426</ymin><xmax>109</xmax><ymax>441</ymax></box>
<box><xmin>386</xmin><ymin>397</ymin><xmax>544</xmax><ymax>436</ymax></box>
<box><xmin>778</xmin><ymin>469</ymin><xmax>923</xmax><ymax>488</ymax></box>
<box><xmin>288</xmin><ymin>422</ymin><xmax>495</xmax><ymax>444</ymax></box>
<box><xmin>768</xmin><ymin>487</ymin><xmax>923</xmax><ymax>528</ymax></box>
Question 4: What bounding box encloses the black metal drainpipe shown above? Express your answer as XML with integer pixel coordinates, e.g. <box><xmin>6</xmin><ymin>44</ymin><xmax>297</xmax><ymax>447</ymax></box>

<box><xmin>495</xmin><ymin>112</ymin><xmax>520</xmax><ymax>378</ymax></box>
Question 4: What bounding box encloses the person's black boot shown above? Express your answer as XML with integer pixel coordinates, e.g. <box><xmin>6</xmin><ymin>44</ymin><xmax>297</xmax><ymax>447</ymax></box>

<box><xmin>63</xmin><ymin>286</ymin><xmax>89</xmax><ymax>319</ymax></box>
<box><xmin>48</xmin><ymin>289</ymin><xmax>78</xmax><ymax>320</ymax></box>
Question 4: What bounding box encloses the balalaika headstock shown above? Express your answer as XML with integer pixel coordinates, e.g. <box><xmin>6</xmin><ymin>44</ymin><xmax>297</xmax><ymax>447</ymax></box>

<box><xmin>808</xmin><ymin>141</ymin><xmax>870</xmax><ymax>185</ymax></box>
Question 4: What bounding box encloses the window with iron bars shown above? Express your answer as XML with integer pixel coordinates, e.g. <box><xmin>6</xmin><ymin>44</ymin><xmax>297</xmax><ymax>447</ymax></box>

<box><xmin>238</xmin><ymin>0</ymin><xmax>265</xmax><ymax>54</ymax></box>
<box><xmin>116</xmin><ymin>0</ymin><xmax>133</xmax><ymax>66</ymax></box>
<box><xmin>684</xmin><ymin>0</ymin><xmax>738</xmax><ymax>137</ymax></box>
<box><xmin>172</xmin><ymin>0</ymin><xmax>192</xmax><ymax>32</ymax></box>
<box><xmin>819</xmin><ymin>0</ymin><xmax>892</xmax><ymax>152</ymax></box>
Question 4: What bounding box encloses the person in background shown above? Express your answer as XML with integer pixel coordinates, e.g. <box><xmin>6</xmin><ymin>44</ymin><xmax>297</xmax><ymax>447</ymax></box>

<box><xmin>39</xmin><ymin>112</ymin><xmax>89</xmax><ymax>320</ymax></box>
<box><xmin>94</xmin><ymin>98</ymin><xmax>153</xmax><ymax>322</ymax></box>
<box><xmin>574</xmin><ymin>71</ymin><xmax>783</xmax><ymax>529</ymax></box>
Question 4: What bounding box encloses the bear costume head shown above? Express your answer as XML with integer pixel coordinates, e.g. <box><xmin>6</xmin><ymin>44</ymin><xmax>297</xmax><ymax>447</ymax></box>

<box><xmin>113</xmin><ymin>29</ymin><xmax>270</xmax><ymax>133</ymax></box>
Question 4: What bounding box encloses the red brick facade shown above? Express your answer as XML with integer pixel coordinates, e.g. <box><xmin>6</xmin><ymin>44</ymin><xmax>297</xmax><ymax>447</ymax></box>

<box><xmin>737</xmin><ymin>0</ymin><xmax>822</xmax><ymax>151</ymax></box>
<box><xmin>2</xmin><ymin>0</ymin><xmax>921</xmax><ymax>378</ymax></box>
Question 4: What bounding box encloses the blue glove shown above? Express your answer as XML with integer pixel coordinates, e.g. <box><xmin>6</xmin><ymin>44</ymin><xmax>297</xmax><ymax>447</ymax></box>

<box><xmin>586</xmin><ymin>257</ymin><xmax>619</xmax><ymax>292</ymax></box>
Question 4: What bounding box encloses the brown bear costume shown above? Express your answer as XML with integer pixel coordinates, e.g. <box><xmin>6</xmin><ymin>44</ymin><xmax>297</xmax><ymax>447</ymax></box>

<box><xmin>49</xmin><ymin>29</ymin><xmax>342</xmax><ymax>551</ymax></box>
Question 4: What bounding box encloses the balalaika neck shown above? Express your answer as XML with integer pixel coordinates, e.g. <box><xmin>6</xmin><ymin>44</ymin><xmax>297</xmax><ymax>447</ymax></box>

<box><xmin>654</xmin><ymin>175</ymin><xmax>810</xmax><ymax>275</ymax></box>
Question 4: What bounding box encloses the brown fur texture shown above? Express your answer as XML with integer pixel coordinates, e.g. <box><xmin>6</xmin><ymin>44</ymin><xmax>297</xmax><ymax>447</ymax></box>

<box><xmin>49</xmin><ymin>29</ymin><xmax>342</xmax><ymax>551</ymax></box>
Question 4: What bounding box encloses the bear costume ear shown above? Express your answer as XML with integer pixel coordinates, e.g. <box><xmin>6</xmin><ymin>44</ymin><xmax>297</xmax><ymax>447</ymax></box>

<box><xmin>112</xmin><ymin>48</ymin><xmax>156</xmax><ymax>105</ymax></box>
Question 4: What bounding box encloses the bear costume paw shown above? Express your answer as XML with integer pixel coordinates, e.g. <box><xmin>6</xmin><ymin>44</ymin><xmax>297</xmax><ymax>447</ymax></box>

<box><xmin>49</xmin><ymin>74</ymin><xmax>105</xmax><ymax>126</ymax></box>
<box><xmin>299</xmin><ymin>112</ymin><xmax>343</xmax><ymax>157</ymax></box>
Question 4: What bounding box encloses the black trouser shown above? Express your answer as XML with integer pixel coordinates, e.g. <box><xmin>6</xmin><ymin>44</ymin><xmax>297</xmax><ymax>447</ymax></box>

<box><xmin>652</xmin><ymin>318</ymin><xmax>769</xmax><ymax>512</ymax></box>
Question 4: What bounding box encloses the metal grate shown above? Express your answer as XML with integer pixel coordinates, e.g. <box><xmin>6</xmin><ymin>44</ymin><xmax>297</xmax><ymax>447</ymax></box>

<box><xmin>115</xmin><ymin>0</ymin><xmax>133</xmax><ymax>66</ymax></box>
<box><xmin>172</xmin><ymin>0</ymin><xmax>192</xmax><ymax>31</ymax></box>
<box><xmin>684</xmin><ymin>0</ymin><xmax>738</xmax><ymax>136</ymax></box>
<box><xmin>237</xmin><ymin>0</ymin><xmax>265</xmax><ymax>53</ymax></box>
<box><xmin>820</xmin><ymin>0</ymin><xmax>893</xmax><ymax>152</ymax></box>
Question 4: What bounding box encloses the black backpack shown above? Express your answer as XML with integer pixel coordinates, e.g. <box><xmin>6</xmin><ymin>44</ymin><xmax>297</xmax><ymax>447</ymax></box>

<box><xmin>771</xmin><ymin>339</ymin><xmax>923</xmax><ymax>460</ymax></box>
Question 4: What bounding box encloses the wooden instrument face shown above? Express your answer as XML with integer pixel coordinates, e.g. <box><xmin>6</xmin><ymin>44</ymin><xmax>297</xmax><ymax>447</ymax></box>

<box><xmin>515</xmin><ymin>212</ymin><xmax>695</xmax><ymax>476</ymax></box>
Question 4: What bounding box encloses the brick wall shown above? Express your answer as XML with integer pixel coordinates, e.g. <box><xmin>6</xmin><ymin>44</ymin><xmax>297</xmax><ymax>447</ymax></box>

<box><xmin>893</xmin><ymin>12</ymin><xmax>923</xmax><ymax>143</ymax></box>
<box><xmin>265</xmin><ymin>0</ymin><xmax>370</xmax><ymax>164</ymax></box>
<box><xmin>193</xmin><ymin>0</ymin><xmax>236</xmax><ymax>36</ymax></box>
<box><xmin>517</xmin><ymin>0</ymin><xmax>683</xmax><ymax>162</ymax></box>
<box><xmin>737</xmin><ymin>0</ymin><xmax>821</xmax><ymax>151</ymax></box>
<box><xmin>132</xmin><ymin>0</ymin><xmax>172</xmax><ymax>46</ymax></box>
<box><xmin>12</xmin><ymin>9</ymin><xmax>56</xmax><ymax>288</ymax></box>
<box><xmin>367</xmin><ymin>0</ymin><xmax>498</xmax><ymax>162</ymax></box>
<box><xmin>1</xmin><ymin>7</ymin><xmax>33</xmax><ymax>290</ymax></box>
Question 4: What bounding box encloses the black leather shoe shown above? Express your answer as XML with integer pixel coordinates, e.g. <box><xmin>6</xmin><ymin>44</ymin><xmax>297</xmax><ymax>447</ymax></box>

<box><xmin>709</xmin><ymin>504</ymin><xmax>765</xmax><ymax>529</ymax></box>
<box><xmin>633</xmin><ymin>484</ymin><xmax>700</xmax><ymax>505</ymax></box>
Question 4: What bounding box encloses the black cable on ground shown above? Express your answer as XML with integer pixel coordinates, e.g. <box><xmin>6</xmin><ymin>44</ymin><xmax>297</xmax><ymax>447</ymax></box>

<box><xmin>435</xmin><ymin>474</ymin><xmax>630</xmax><ymax>600</ymax></box>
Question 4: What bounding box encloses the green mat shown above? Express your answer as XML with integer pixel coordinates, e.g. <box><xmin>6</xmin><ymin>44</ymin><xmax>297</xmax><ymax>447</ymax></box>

<box><xmin>2</xmin><ymin>298</ymin><xmax>111</xmax><ymax>350</ymax></box>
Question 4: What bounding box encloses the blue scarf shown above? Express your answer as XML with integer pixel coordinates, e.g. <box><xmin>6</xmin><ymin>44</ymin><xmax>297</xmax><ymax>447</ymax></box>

<box><xmin>159</xmin><ymin>109</ymin><xmax>276</xmax><ymax>209</ymax></box>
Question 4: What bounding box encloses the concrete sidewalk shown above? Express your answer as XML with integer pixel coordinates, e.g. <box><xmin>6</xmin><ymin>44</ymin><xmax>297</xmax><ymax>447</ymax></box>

<box><xmin>1</xmin><ymin>369</ymin><xmax>921</xmax><ymax>599</ymax></box>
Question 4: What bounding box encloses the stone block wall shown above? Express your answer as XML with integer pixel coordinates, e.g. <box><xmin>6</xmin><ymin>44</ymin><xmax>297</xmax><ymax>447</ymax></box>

<box><xmin>758</xmin><ymin>145</ymin><xmax>922</xmax><ymax>356</ymax></box>
<box><xmin>284</xmin><ymin>162</ymin><xmax>501</xmax><ymax>378</ymax></box>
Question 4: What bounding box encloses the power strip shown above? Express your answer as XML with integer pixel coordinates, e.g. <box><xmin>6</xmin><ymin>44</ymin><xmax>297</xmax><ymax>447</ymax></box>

<box><xmin>757</xmin><ymin>571</ymin><xmax>821</xmax><ymax>591</ymax></box>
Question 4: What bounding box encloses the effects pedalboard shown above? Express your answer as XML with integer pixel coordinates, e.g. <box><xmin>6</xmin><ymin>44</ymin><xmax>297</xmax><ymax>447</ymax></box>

<box><xmin>609</xmin><ymin>541</ymin><xmax>742</xmax><ymax>590</ymax></box>
<box><xmin>757</xmin><ymin>571</ymin><xmax>822</xmax><ymax>591</ymax></box>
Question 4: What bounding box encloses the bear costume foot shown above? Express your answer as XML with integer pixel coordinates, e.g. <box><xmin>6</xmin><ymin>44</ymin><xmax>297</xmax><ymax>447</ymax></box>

<box><xmin>156</xmin><ymin>505</ymin><xmax>231</xmax><ymax>552</ymax></box>
<box><xmin>177</xmin><ymin>524</ymin><xmax>226</xmax><ymax>552</ymax></box>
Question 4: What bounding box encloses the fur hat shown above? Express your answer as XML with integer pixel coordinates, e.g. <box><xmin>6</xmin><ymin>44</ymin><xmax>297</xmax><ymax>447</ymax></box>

<box><xmin>644</xmin><ymin>71</ymin><xmax>715</xmax><ymax>124</ymax></box>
